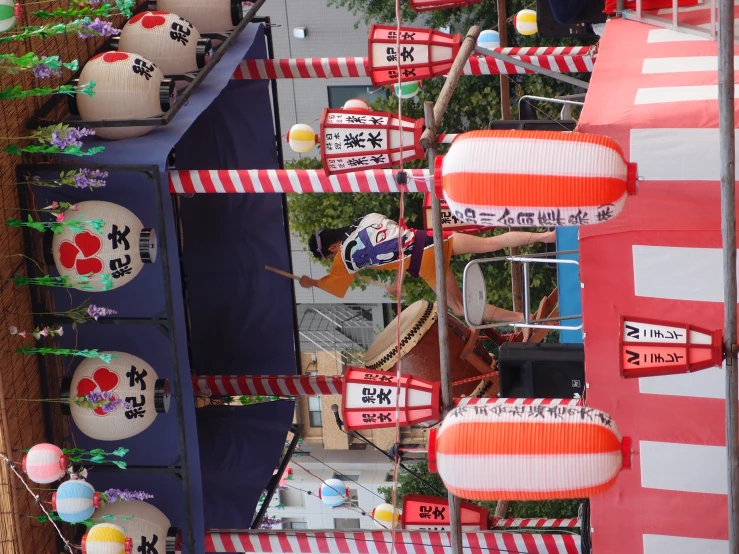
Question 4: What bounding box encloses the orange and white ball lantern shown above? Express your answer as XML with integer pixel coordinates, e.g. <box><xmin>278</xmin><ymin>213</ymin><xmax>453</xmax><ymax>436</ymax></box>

<box><xmin>434</xmin><ymin>130</ymin><xmax>637</xmax><ymax>227</ymax></box>
<box><xmin>287</xmin><ymin>124</ymin><xmax>318</xmax><ymax>153</ymax></box>
<box><xmin>515</xmin><ymin>9</ymin><xmax>538</xmax><ymax>35</ymax></box>
<box><xmin>429</xmin><ymin>403</ymin><xmax>630</xmax><ymax>500</ymax></box>
<box><xmin>82</xmin><ymin>523</ymin><xmax>132</xmax><ymax>554</ymax></box>
<box><xmin>51</xmin><ymin>201</ymin><xmax>157</xmax><ymax>292</ymax></box>
<box><xmin>95</xmin><ymin>500</ymin><xmax>181</xmax><ymax>554</ymax></box>
<box><xmin>343</xmin><ymin>98</ymin><xmax>371</xmax><ymax>111</ymax></box>
<box><xmin>62</xmin><ymin>352</ymin><xmax>170</xmax><ymax>442</ymax></box>
<box><xmin>372</xmin><ymin>503</ymin><xmax>401</xmax><ymax>529</ymax></box>
<box><xmin>156</xmin><ymin>0</ymin><xmax>243</xmax><ymax>34</ymax></box>
<box><xmin>320</xmin><ymin>108</ymin><xmax>424</xmax><ymax>175</ymax></box>
<box><xmin>74</xmin><ymin>52</ymin><xmax>174</xmax><ymax>140</ymax></box>
<box><xmin>118</xmin><ymin>11</ymin><xmax>211</xmax><ymax>76</ymax></box>
<box><xmin>23</xmin><ymin>443</ymin><xmax>69</xmax><ymax>484</ymax></box>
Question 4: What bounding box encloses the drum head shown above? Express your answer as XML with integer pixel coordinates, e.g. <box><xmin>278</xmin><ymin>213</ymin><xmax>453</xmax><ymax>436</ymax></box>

<box><xmin>364</xmin><ymin>300</ymin><xmax>437</xmax><ymax>370</ymax></box>
<box><xmin>464</xmin><ymin>263</ymin><xmax>487</xmax><ymax>326</ymax></box>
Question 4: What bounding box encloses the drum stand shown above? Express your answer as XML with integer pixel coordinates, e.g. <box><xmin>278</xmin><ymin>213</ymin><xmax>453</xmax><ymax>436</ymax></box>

<box><xmin>462</xmin><ymin>249</ymin><xmax>582</xmax><ymax>333</ymax></box>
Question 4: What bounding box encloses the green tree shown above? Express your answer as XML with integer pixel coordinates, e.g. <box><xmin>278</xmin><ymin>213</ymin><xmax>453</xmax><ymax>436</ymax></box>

<box><xmin>377</xmin><ymin>461</ymin><xmax>582</xmax><ymax>521</ymax></box>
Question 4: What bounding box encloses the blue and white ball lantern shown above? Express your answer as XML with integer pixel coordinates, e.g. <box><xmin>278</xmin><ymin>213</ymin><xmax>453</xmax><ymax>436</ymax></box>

<box><xmin>477</xmin><ymin>30</ymin><xmax>500</xmax><ymax>51</ymax></box>
<box><xmin>52</xmin><ymin>480</ymin><xmax>101</xmax><ymax>524</ymax></box>
<box><xmin>319</xmin><ymin>478</ymin><xmax>349</xmax><ymax>507</ymax></box>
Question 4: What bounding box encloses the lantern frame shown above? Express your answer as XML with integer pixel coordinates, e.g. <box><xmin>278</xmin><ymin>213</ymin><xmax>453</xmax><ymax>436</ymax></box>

<box><xmin>619</xmin><ymin>315</ymin><xmax>724</xmax><ymax>379</ymax></box>
<box><xmin>367</xmin><ymin>25</ymin><xmax>461</xmax><ymax>86</ymax></box>
<box><xmin>341</xmin><ymin>367</ymin><xmax>441</xmax><ymax>431</ymax></box>
<box><xmin>409</xmin><ymin>0</ymin><xmax>483</xmax><ymax>12</ymax></box>
<box><xmin>319</xmin><ymin>108</ymin><xmax>424</xmax><ymax>176</ymax></box>
<box><xmin>401</xmin><ymin>494</ymin><xmax>490</xmax><ymax>530</ymax></box>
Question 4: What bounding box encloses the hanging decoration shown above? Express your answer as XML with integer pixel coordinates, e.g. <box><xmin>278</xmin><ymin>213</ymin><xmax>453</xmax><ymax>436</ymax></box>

<box><xmin>52</xmin><ymin>479</ymin><xmax>101</xmax><ymax>524</ymax></box>
<box><xmin>278</xmin><ymin>466</ymin><xmax>294</xmax><ymax>487</ymax></box>
<box><xmin>81</xmin><ymin>523</ymin><xmax>132</xmax><ymax>554</ymax></box>
<box><xmin>319</xmin><ymin>108</ymin><xmax>424</xmax><ymax>175</ymax></box>
<box><xmin>342</xmin><ymin>367</ymin><xmax>441</xmax><ymax>430</ymax></box>
<box><xmin>94</xmin><ymin>499</ymin><xmax>180</xmax><ymax>554</ymax></box>
<box><xmin>156</xmin><ymin>0</ymin><xmax>243</xmax><ymax>33</ymax></box>
<box><xmin>515</xmin><ymin>9</ymin><xmax>538</xmax><ymax>35</ymax></box>
<box><xmin>0</xmin><ymin>0</ymin><xmax>15</xmax><ymax>32</ymax></box>
<box><xmin>409</xmin><ymin>0</ymin><xmax>483</xmax><ymax>11</ymax></box>
<box><xmin>343</xmin><ymin>98</ymin><xmax>372</xmax><ymax>111</ymax></box>
<box><xmin>619</xmin><ymin>316</ymin><xmax>724</xmax><ymax>378</ymax></box>
<box><xmin>367</xmin><ymin>25</ymin><xmax>460</xmax><ymax>86</ymax></box>
<box><xmin>117</xmin><ymin>11</ymin><xmax>211</xmax><ymax>76</ymax></box>
<box><xmin>401</xmin><ymin>494</ymin><xmax>489</xmax><ymax>531</ymax></box>
<box><xmin>372</xmin><ymin>503</ymin><xmax>401</xmax><ymax>529</ymax></box>
<box><xmin>434</xmin><ymin>130</ymin><xmax>637</xmax><ymax>228</ymax></box>
<box><xmin>429</xmin><ymin>403</ymin><xmax>631</xmax><ymax>500</ymax></box>
<box><xmin>476</xmin><ymin>30</ymin><xmax>500</xmax><ymax>50</ymax></box>
<box><xmin>51</xmin><ymin>200</ymin><xmax>157</xmax><ymax>292</ymax></box>
<box><xmin>287</xmin><ymin>123</ymin><xmax>318</xmax><ymax>153</ymax></box>
<box><xmin>62</xmin><ymin>352</ymin><xmax>170</xmax><ymax>441</ymax></box>
<box><xmin>73</xmin><ymin>52</ymin><xmax>174</xmax><ymax>140</ymax></box>
<box><xmin>393</xmin><ymin>81</ymin><xmax>421</xmax><ymax>99</ymax></box>
<box><xmin>318</xmin><ymin>478</ymin><xmax>349</xmax><ymax>507</ymax></box>
<box><xmin>23</xmin><ymin>443</ymin><xmax>68</xmax><ymax>484</ymax></box>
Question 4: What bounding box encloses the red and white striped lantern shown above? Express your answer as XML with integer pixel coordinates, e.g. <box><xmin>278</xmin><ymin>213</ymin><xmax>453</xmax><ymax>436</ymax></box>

<box><xmin>320</xmin><ymin>108</ymin><xmax>424</xmax><ymax>175</ymax></box>
<box><xmin>156</xmin><ymin>0</ymin><xmax>242</xmax><ymax>33</ymax></box>
<box><xmin>368</xmin><ymin>25</ymin><xmax>460</xmax><ymax>86</ymax></box>
<box><xmin>620</xmin><ymin>316</ymin><xmax>724</xmax><ymax>379</ymax></box>
<box><xmin>435</xmin><ymin>130</ymin><xmax>637</xmax><ymax>228</ymax></box>
<box><xmin>118</xmin><ymin>11</ymin><xmax>211</xmax><ymax>76</ymax></box>
<box><xmin>401</xmin><ymin>494</ymin><xmax>489</xmax><ymax>531</ymax></box>
<box><xmin>430</xmin><ymin>402</ymin><xmax>630</xmax><ymax>500</ymax></box>
<box><xmin>23</xmin><ymin>443</ymin><xmax>68</xmax><ymax>484</ymax></box>
<box><xmin>409</xmin><ymin>0</ymin><xmax>483</xmax><ymax>11</ymax></box>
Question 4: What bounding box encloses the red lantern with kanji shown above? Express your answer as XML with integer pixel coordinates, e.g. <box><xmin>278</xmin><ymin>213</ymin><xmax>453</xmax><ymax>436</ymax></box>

<box><xmin>401</xmin><ymin>494</ymin><xmax>489</xmax><ymax>531</ymax></box>
<box><xmin>422</xmin><ymin>193</ymin><xmax>490</xmax><ymax>234</ymax></box>
<box><xmin>409</xmin><ymin>0</ymin><xmax>483</xmax><ymax>12</ymax></box>
<box><xmin>620</xmin><ymin>316</ymin><xmax>724</xmax><ymax>379</ymax></box>
<box><xmin>368</xmin><ymin>25</ymin><xmax>460</xmax><ymax>86</ymax></box>
<box><xmin>320</xmin><ymin>108</ymin><xmax>424</xmax><ymax>175</ymax></box>
<box><xmin>341</xmin><ymin>367</ymin><xmax>441</xmax><ymax>431</ymax></box>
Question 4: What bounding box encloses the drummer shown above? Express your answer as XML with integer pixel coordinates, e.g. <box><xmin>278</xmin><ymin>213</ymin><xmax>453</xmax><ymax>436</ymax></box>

<box><xmin>299</xmin><ymin>213</ymin><xmax>555</xmax><ymax>324</ymax></box>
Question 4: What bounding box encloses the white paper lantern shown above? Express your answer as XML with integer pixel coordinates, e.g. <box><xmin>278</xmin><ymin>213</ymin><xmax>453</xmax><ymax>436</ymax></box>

<box><xmin>287</xmin><ymin>124</ymin><xmax>317</xmax><ymax>153</ymax></box>
<box><xmin>73</xmin><ymin>52</ymin><xmax>174</xmax><ymax>140</ymax></box>
<box><xmin>51</xmin><ymin>201</ymin><xmax>157</xmax><ymax>292</ymax></box>
<box><xmin>53</xmin><ymin>479</ymin><xmax>101</xmax><ymax>523</ymax></box>
<box><xmin>372</xmin><ymin>503</ymin><xmax>401</xmax><ymax>529</ymax></box>
<box><xmin>23</xmin><ymin>443</ymin><xmax>68</xmax><ymax>484</ymax></box>
<box><xmin>343</xmin><ymin>98</ymin><xmax>371</xmax><ymax>111</ymax></box>
<box><xmin>117</xmin><ymin>11</ymin><xmax>211</xmax><ymax>76</ymax></box>
<box><xmin>95</xmin><ymin>500</ymin><xmax>181</xmax><ymax>554</ymax></box>
<box><xmin>156</xmin><ymin>0</ymin><xmax>243</xmax><ymax>34</ymax></box>
<box><xmin>82</xmin><ymin>523</ymin><xmax>132</xmax><ymax>554</ymax></box>
<box><xmin>62</xmin><ymin>352</ymin><xmax>170</xmax><ymax>442</ymax></box>
<box><xmin>515</xmin><ymin>9</ymin><xmax>538</xmax><ymax>35</ymax></box>
<box><xmin>477</xmin><ymin>29</ymin><xmax>500</xmax><ymax>50</ymax></box>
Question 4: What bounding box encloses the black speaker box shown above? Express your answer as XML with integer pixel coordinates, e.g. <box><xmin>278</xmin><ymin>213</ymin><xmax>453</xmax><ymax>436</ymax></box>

<box><xmin>536</xmin><ymin>0</ymin><xmax>605</xmax><ymax>38</ymax></box>
<box><xmin>499</xmin><ymin>342</ymin><xmax>585</xmax><ymax>398</ymax></box>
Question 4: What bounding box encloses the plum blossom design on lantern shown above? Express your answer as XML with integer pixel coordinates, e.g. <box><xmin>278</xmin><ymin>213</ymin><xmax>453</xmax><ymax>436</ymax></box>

<box><xmin>58</xmin><ymin>230</ymin><xmax>103</xmax><ymax>275</ymax></box>
<box><xmin>76</xmin><ymin>367</ymin><xmax>123</xmax><ymax>417</ymax></box>
<box><xmin>130</xmin><ymin>11</ymin><xmax>168</xmax><ymax>29</ymax></box>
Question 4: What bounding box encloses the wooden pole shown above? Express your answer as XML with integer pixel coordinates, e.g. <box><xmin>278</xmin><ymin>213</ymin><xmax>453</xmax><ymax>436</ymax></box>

<box><xmin>265</xmin><ymin>265</ymin><xmax>300</xmax><ymax>281</ymax></box>
<box><xmin>718</xmin><ymin>0</ymin><xmax>739</xmax><ymax>546</ymax></box>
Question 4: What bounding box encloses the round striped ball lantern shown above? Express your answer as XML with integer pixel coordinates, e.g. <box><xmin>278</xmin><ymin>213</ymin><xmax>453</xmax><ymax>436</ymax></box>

<box><xmin>434</xmin><ymin>130</ymin><xmax>637</xmax><ymax>227</ymax></box>
<box><xmin>73</xmin><ymin>52</ymin><xmax>174</xmax><ymax>140</ymax></box>
<box><xmin>23</xmin><ymin>443</ymin><xmax>68</xmax><ymax>484</ymax></box>
<box><xmin>429</xmin><ymin>404</ymin><xmax>631</xmax><ymax>500</ymax></box>
<box><xmin>514</xmin><ymin>9</ymin><xmax>538</xmax><ymax>35</ymax></box>
<box><xmin>61</xmin><ymin>352</ymin><xmax>170</xmax><ymax>442</ymax></box>
<box><xmin>51</xmin><ymin>201</ymin><xmax>157</xmax><ymax>292</ymax></box>
<box><xmin>477</xmin><ymin>30</ymin><xmax>500</xmax><ymax>50</ymax></box>
<box><xmin>318</xmin><ymin>478</ymin><xmax>349</xmax><ymax>507</ymax></box>
<box><xmin>287</xmin><ymin>124</ymin><xmax>317</xmax><ymax>153</ymax></box>
<box><xmin>52</xmin><ymin>479</ymin><xmax>101</xmax><ymax>524</ymax></box>
<box><xmin>118</xmin><ymin>11</ymin><xmax>211</xmax><ymax>76</ymax></box>
<box><xmin>372</xmin><ymin>503</ymin><xmax>401</xmax><ymax>529</ymax></box>
<box><xmin>0</xmin><ymin>0</ymin><xmax>16</xmax><ymax>32</ymax></box>
<box><xmin>82</xmin><ymin>523</ymin><xmax>133</xmax><ymax>554</ymax></box>
<box><xmin>156</xmin><ymin>0</ymin><xmax>243</xmax><ymax>34</ymax></box>
<box><xmin>343</xmin><ymin>98</ymin><xmax>371</xmax><ymax>111</ymax></box>
<box><xmin>95</xmin><ymin>500</ymin><xmax>181</xmax><ymax>554</ymax></box>
<box><xmin>393</xmin><ymin>81</ymin><xmax>421</xmax><ymax>99</ymax></box>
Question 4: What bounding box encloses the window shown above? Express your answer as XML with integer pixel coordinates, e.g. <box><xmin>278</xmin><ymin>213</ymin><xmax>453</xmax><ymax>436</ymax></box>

<box><xmin>287</xmin><ymin>520</ymin><xmax>308</xmax><ymax>530</ymax></box>
<box><xmin>334</xmin><ymin>518</ymin><xmax>361</xmax><ymax>530</ymax></box>
<box><xmin>332</xmin><ymin>472</ymin><xmax>360</xmax><ymax>483</ymax></box>
<box><xmin>327</xmin><ymin>85</ymin><xmax>387</xmax><ymax>109</ymax></box>
<box><xmin>280</xmin><ymin>488</ymin><xmax>305</xmax><ymax>508</ymax></box>
<box><xmin>308</xmin><ymin>396</ymin><xmax>322</xmax><ymax>427</ymax></box>
<box><xmin>348</xmin><ymin>489</ymin><xmax>359</xmax><ymax>508</ymax></box>
<box><xmin>385</xmin><ymin>471</ymin><xmax>395</xmax><ymax>482</ymax></box>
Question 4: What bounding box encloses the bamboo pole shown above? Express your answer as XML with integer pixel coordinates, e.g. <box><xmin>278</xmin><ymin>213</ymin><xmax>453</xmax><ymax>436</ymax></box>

<box><xmin>718</xmin><ymin>0</ymin><xmax>739</xmax><ymax>546</ymax></box>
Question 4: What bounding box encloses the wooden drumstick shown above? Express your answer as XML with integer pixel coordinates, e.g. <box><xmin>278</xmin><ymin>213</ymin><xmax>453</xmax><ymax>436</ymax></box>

<box><xmin>265</xmin><ymin>265</ymin><xmax>300</xmax><ymax>281</ymax></box>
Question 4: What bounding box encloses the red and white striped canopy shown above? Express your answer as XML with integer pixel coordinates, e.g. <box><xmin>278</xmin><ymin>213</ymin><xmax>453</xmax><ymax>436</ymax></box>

<box><xmin>578</xmin><ymin>14</ymin><xmax>739</xmax><ymax>554</ymax></box>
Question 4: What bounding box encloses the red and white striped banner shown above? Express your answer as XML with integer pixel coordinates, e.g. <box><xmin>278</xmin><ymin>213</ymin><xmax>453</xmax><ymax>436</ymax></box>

<box><xmin>232</xmin><ymin>48</ymin><xmax>595</xmax><ymax>79</ymax></box>
<box><xmin>453</xmin><ymin>397</ymin><xmax>582</xmax><ymax>408</ymax></box>
<box><xmin>192</xmin><ymin>374</ymin><xmax>344</xmax><ymax>397</ymax></box>
<box><xmin>168</xmin><ymin>169</ymin><xmax>432</xmax><ymax>194</ymax></box>
<box><xmin>493</xmin><ymin>518</ymin><xmax>581</xmax><ymax>528</ymax></box>
<box><xmin>205</xmin><ymin>530</ymin><xmax>581</xmax><ymax>553</ymax></box>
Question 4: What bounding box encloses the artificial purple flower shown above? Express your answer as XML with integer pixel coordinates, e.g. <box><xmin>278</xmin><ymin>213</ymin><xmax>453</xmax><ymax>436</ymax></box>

<box><xmin>50</xmin><ymin>127</ymin><xmax>94</xmax><ymax>150</ymax></box>
<box><xmin>100</xmin><ymin>401</ymin><xmax>119</xmax><ymax>414</ymax></box>
<box><xmin>78</xmin><ymin>18</ymin><xmax>120</xmax><ymax>39</ymax></box>
<box><xmin>103</xmin><ymin>488</ymin><xmax>154</xmax><ymax>503</ymax></box>
<box><xmin>100</xmin><ymin>390</ymin><xmax>117</xmax><ymax>401</ymax></box>
<box><xmin>86</xmin><ymin>391</ymin><xmax>103</xmax><ymax>403</ymax></box>
<box><xmin>74</xmin><ymin>168</ymin><xmax>108</xmax><ymax>190</ymax></box>
<box><xmin>87</xmin><ymin>304</ymin><xmax>117</xmax><ymax>320</ymax></box>
<box><xmin>33</xmin><ymin>64</ymin><xmax>53</xmax><ymax>79</ymax></box>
